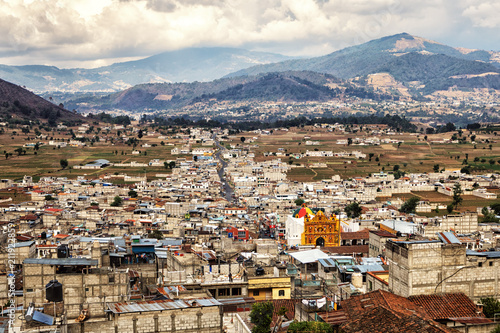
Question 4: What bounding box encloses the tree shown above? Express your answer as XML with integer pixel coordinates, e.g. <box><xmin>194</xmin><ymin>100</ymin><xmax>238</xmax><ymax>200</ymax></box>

<box><xmin>447</xmin><ymin>204</ymin><xmax>454</xmax><ymax>213</ymax></box>
<box><xmin>482</xmin><ymin>207</ymin><xmax>498</xmax><ymax>223</ymax></box>
<box><xmin>433</xmin><ymin>164</ymin><xmax>440</xmax><ymax>173</ymax></box>
<box><xmin>452</xmin><ymin>183</ymin><xmax>463</xmax><ymax>209</ymax></box>
<box><xmin>137</xmin><ymin>129</ymin><xmax>143</xmax><ymax>139</ymax></box>
<box><xmin>148</xmin><ymin>229</ymin><xmax>164</xmax><ymax>240</ymax></box>
<box><xmin>347</xmin><ymin>138</ymin><xmax>353</xmax><ymax>146</ymax></box>
<box><xmin>169</xmin><ymin>161</ymin><xmax>176</xmax><ymax>169</ymax></box>
<box><xmin>481</xmin><ymin>297</ymin><xmax>500</xmax><ymax>318</ymax></box>
<box><xmin>240</xmin><ymin>137</ymin><xmax>246</xmax><ymax>143</ymax></box>
<box><xmin>128</xmin><ymin>190</ymin><xmax>138</xmax><ymax>198</ymax></box>
<box><xmin>345</xmin><ymin>202</ymin><xmax>362</xmax><ymax>218</ymax></box>
<box><xmin>490</xmin><ymin>203</ymin><xmax>500</xmax><ymax>215</ymax></box>
<box><xmin>288</xmin><ymin>321</ymin><xmax>334</xmax><ymax>333</ymax></box>
<box><xmin>110</xmin><ymin>196</ymin><xmax>123</xmax><ymax>207</ymax></box>
<box><xmin>250</xmin><ymin>301</ymin><xmax>273</xmax><ymax>333</ymax></box>
<box><xmin>294</xmin><ymin>198</ymin><xmax>305</xmax><ymax>206</ymax></box>
<box><xmin>60</xmin><ymin>159</ymin><xmax>68</xmax><ymax>169</ymax></box>
<box><xmin>400</xmin><ymin>197</ymin><xmax>420</xmax><ymax>214</ymax></box>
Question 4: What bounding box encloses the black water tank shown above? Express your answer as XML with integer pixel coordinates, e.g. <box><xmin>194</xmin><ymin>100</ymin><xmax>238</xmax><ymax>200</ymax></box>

<box><xmin>255</xmin><ymin>267</ymin><xmax>264</xmax><ymax>276</ymax></box>
<box><xmin>41</xmin><ymin>232</ymin><xmax>47</xmax><ymax>240</ymax></box>
<box><xmin>45</xmin><ymin>280</ymin><xmax>63</xmax><ymax>302</ymax></box>
<box><xmin>57</xmin><ymin>244</ymin><xmax>69</xmax><ymax>258</ymax></box>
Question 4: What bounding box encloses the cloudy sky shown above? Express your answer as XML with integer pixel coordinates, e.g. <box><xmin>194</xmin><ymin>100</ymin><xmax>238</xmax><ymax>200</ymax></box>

<box><xmin>0</xmin><ymin>0</ymin><xmax>499</xmax><ymax>68</ymax></box>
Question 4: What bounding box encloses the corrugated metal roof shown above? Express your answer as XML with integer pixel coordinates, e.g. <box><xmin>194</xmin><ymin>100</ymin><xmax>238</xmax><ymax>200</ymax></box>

<box><xmin>437</xmin><ymin>232</ymin><xmax>461</xmax><ymax>245</ymax></box>
<box><xmin>355</xmin><ymin>264</ymin><xmax>385</xmax><ymax>273</ymax></box>
<box><xmin>14</xmin><ymin>241</ymin><xmax>35</xmax><ymax>248</ymax></box>
<box><xmin>318</xmin><ymin>258</ymin><xmax>336</xmax><ymax>268</ymax></box>
<box><xmin>24</xmin><ymin>258</ymin><xmax>98</xmax><ymax>266</ymax></box>
<box><xmin>189</xmin><ymin>298</ymin><xmax>223</xmax><ymax>307</ymax></box>
<box><xmin>289</xmin><ymin>249</ymin><xmax>329</xmax><ymax>264</ymax></box>
<box><xmin>466</xmin><ymin>250</ymin><xmax>500</xmax><ymax>258</ymax></box>
<box><xmin>108</xmin><ymin>300</ymin><xmax>188</xmax><ymax>313</ymax></box>
<box><xmin>217</xmin><ymin>297</ymin><xmax>255</xmax><ymax>305</ymax></box>
<box><xmin>107</xmin><ymin>298</ymin><xmax>221</xmax><ymax>314</ymax></box>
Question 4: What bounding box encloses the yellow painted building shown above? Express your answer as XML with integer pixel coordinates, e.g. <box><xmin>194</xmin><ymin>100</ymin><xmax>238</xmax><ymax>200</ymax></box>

<box><xmin>247</xmin><ymin>276</ymin><xmax>291</xmax><ymax>301</ymax></box>
<box><xmin>301</xmin><ymin>210</ymin><xmax>341</xmax><ymax>247</ymax></box>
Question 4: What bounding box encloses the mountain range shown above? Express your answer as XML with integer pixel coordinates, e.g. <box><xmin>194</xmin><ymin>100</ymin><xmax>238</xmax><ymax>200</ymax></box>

<box><xmin>3</xmin><ymin>32</ymin><xmax>500</xmax><ymax>116</ymax></box>
<box><xmin>0</xmin><ymin>48</ymin><xmax>292</xmax><ymax>93</ymax></box>
<box><xmin>66</xmin><ymin>71</ymin><xmax>391</xmax><ymax>112</ymax></box>
<box><xmin>226</xmin><ymin>33</ymin><xmax>500</xmax><ymax>79</ymax></box>
<box><xmin>225</xmin><ymin>33</ymin><xmax>500</xmax><ymax>96</ymax></box>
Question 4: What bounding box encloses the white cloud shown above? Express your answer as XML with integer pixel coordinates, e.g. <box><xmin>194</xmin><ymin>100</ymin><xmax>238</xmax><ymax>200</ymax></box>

<box><xmin>0</xmin><ymin>0</ymin><xmax>497</xmax><ymax>67</ymax></box>
<box><xmin>462</xmin><ymin>1</ymin><xmax>500</xmax><ymax>28</ymax></box>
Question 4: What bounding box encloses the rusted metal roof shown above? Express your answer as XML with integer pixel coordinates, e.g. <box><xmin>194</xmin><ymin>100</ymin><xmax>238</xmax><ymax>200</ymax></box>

<box><xmin>107</xmin><ymin>300</ymin><xmax>188</xmax><ymax>313</ymax></box>
<box><xmin>107</xmin><ymin>298</ymin><xmax>222</xmax><ymax>314</ymax></box>
<box><xmin>187</xmin><ymin>298</ymin><xmax>222</xmax><ymax>307</ymax></box>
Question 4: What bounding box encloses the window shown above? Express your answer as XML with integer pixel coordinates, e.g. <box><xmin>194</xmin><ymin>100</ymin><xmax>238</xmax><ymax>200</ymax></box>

<box><xmin>368</xmin><ymin>281</ymin><xmax>373</xmax><ymax>291</ymax></box>
<box><xmin>478</xmin><ymin>262</ymin><xmax>483</xmax><ymax>267</ymax></box>
<box><xmin>278</xmin><ymin>290</ymin><xmax>285</xmax><ymax>297</ymax></box>
<box><xmin>27</xmin><ymin>288</ymin><xmax>33</xmax><ymax>292</ymax></box>
<box><xmin>490</xmin><ymin>262</ymin><xmax>494</xmax><ymax>267</ymax></box>
<box><xmin>232</xmin><ymin>288</ymin><xmax>241</xmax><ymax>296</ymax></box>
<box><xmin>109</xmin><ymin>276</ymin><xmax>115</xmax><ymax>283</ymax></box>
<box><xmin>253</xmin><ymin>290</ymin><xmax>260</xmax><ymax>296</ymax></box>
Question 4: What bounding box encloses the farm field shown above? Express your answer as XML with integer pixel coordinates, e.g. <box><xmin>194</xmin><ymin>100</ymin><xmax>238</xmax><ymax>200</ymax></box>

<box><xmin>234</xmin><ymin>125</ymin><xmax>500</xmax><ymax>182</ymax></box>
<box><xmin>0</xmin><ymin>125</ymin><xmax>180</xmax><ymax>181</ymax></box>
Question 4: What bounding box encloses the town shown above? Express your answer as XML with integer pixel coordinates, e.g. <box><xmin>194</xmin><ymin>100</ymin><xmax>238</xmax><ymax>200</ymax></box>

<box><xmin>2</xmin><ymin>119</ymin><xmax>500</xmax><ymax>333</ymax></box>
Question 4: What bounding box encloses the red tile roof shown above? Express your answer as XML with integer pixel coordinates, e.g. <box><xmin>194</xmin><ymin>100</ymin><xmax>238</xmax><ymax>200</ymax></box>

<box><xmin>318</xmin><ymin>310</ymin><xmax>348</xmax><ymax>326</ymax></box>
<box><xmin>448</xmin><ymin>317</ymin><xmax>493</xmax><ymax>324</ymax></box>
<box><xmin>343</xmin><ymin>290</ymin><xmax>431</xmax><ymax>322</ymax></box>
<box><xmin>341</xmin><ymin>305</ymin><xmax>460</xmax><ymax>333</ymax></box>
<box><xmin>370</xmin><ymin>230</ymin><xmax>395</xmax><ymax>238</ymax></box>
<box><xmin>341</xmin><ymin>228</ymin><xmax>370</xmax><ymax>240</ymax></box>
<box><xmin>45</xmin><ymin>208</ymin><xmax>63</xmax><ymax>213</ymax></box>
<box><xmin>322</xmin><ymin>245</ymin><xmax>369</xmax><ymax>255</ymax></box>
<box><xmin>20</xmin><ymin>214</ymin><xmax>38</xmax><ymax>220</ymax></box>
<box><xmin>16</xmin><ymin>234</ymin><xmax>34</xmax><ymax>241</ymax></box>
<box><xmin>408</xmin><ymin>293</ymin><xmax>486</xmax><ymax>321</ymax></box>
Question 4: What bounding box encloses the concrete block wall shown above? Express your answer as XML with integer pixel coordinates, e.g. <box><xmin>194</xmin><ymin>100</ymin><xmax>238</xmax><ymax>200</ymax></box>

<box><xmin>203</xmin><ymin>264</ymin><xmax>241</xmax><ymax>276</ymax></box>
<box><xmin>388</xmin><ymin>240</ymin><xmax>500</xmax><ymax>301</ymax></box>
<box><xmin>24</xmin><ymin>264</ymin><xmax>129</xmax><ymax>319</ymax></box>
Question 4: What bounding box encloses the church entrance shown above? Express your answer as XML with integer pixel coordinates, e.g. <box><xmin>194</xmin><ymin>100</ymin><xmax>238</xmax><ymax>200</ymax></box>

<box><xmin>316</xmin><ymin>237</ymin><xmax>325</xmax><ymax>247</ymax></box>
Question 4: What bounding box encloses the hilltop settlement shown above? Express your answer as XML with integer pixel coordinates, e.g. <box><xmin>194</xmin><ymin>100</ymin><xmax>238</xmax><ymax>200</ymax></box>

<box><xmin>2</xmin><ymin>121</ymin><xmax>500</xmax><ymax>333</ymax></box>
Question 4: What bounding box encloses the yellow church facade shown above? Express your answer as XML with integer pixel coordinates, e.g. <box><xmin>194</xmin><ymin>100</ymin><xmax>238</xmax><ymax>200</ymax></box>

<box><xmin>301</xmin><ymin>210</ymin><xmax>341</xmax><ymax>247</ymax></box>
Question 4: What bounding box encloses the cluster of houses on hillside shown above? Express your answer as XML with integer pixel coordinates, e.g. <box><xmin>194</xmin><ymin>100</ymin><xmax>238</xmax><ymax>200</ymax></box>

<box><xmin>3</xmin><ymin>126</ymin><xmax>500</xmax><ymax>332</ymax></box>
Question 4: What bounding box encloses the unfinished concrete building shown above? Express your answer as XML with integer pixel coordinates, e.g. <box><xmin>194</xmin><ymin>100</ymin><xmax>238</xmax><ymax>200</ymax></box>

<box><xmin>386</xmin><ymin>237</ymin><xmax>500</xmax><ymax>301</ymax></box>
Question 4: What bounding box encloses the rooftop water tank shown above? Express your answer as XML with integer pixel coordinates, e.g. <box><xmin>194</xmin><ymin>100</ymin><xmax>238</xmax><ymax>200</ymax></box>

<box><xmin>351</xmin><ymin>272</ymin><xmax>363</xmax><ymax>289</ymax></box>
<box><xmin>45</xmin><ymin>280</ymin><xmax>63</xmax><ymax>303</ymax></box>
